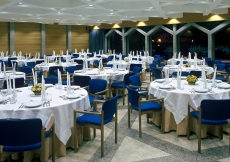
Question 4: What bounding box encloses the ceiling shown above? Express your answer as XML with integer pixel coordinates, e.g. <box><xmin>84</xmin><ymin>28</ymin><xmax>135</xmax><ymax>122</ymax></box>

<box><xmin>0</xmin><ymin>0</ymin><xmax>230</xmax><ymax>26</ymax></box>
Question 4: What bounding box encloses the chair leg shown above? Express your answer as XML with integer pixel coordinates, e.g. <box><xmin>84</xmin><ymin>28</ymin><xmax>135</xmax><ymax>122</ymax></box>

<box><xmin>94</xmin><ymin>128</ymin><xmax>96</xmax><ymax>138</ymax></box>
<box><xmin>123</xmin><ymin>88</ymin><xmax>125</xmax><ymax>105</ymax></box>
<box><xmin>101</xmin><ymin>127</ymin><xmax>104</xmax><ymax>157</ymax></box>
<box><xmin>139</xmin><ymin>112</ymin><xmax>142</xmax><ymax>138</ymax></box>
<box><xmin>198</xmin><ymin>122</ymin><xmax>201</xmax><ymax>153</ymax></box>
<box><xmin>115</xmin><ymin>119</ymin><xmax>118</xmax><ymax>143</ymax></box>
<box><xmin>187</xmin><ymin>115</ymin><xmax>190</xmax><ymax>140</ymax></box>
<box><xmin>220</xmin><ymin>126</ymin><xmax>223</xmax><ymax>140</ymax></box>
<box><xmin>147</xmin><ymin>114</ymin><xmax>149</xmax><ymax>123</ymax></box>
<box><xmin>128</xmin><ymin>105</ymin><xmax>130</xmax><ymax>128</ymax></box>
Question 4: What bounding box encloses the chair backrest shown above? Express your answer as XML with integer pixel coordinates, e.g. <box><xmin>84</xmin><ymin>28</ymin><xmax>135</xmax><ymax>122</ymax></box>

<box><xmin>224</xmin><ymin>64</ymin><xmax>230</xmax><ymax>72</ymax></box>
<box><xmin>130</xmin><ymin>64</ymin><xmax>142</xmax><ymax>72</ymax></box>
<box><xmin>0</xmin><ymin>118</ymin><xmax>42</xmax><ymax>147</ymax></box>
<box><xmin>215</xmin><ymin>60</ymin><xmax>222</xmax><ymax>64</ymax></box>
<box><xmin>89</xmin><ymin>79</ymin><xmax>107</xmax><ymax>94</ymax></box>
<box><xmin>200</xmin><ymin>99</ymin><xmax>230</xmax><ymax>120</ymax></box>
<box><xmin>129</xmin><ymin>75</ymin><xmax>141</xmax><ymax>87</ymax></box>
<box><xmin>107</xmin><ymin>55</ymin><xmax>113</xmax><ymax>62</ymax></box>
<box><xmin>8</xmin><ymin>58</ymin><xmax>17</xmax><ymax>67</ymax></box>
<box><xmin>44</xmin><ymin>77</ymin><xmax>58</xmax><ymax>85</ymax></box>
<box><xmin>3</xmin><ymin>77</ymin><xmax>25</xmax><ymax>89</ymax></box>
<box><xmin>216</xmin><ymin>63</ymin><xmax>225</xmax><ymax>71</ymax></box>
<box><xmin>190</xmin><ymin>71</ymin><xmax>202</xmax><ymax>78</ymax></box>
<box><xmin>152</xmin><ymin>68</ymin><xmax>162</xmax><ymax>79</ymax></box>
<box><xmin>36</xmin><ymin>60</ymin><xmax>44</xmax><ymax>65</ymax></box>
<box><xmin>133</xmin><ymin>66</ymin><xmax>141</xmax><ymax>74</ymax></box>
<box><xmin>74</xmin><ymin>59</ymin><xmax>83</xmax><ymax>64</ymax></box>
<box><xmin>72</xmin><ymin>54</ymin><xmax>79</xmax><ymax>58</ymax></box>
<box><xmin>149</xmin><ymin>63</ymin><xmax>157</xmax><ymax>69</ymax></box>
<box><xmin>124</xmin><ymin>72</ymin><xmax>135</xmax><ymax>86</ymax></box>
<box><xmin>27</xmin><ymin>61</ymin><xmax>36</xmax><ymax>67</ymax></box>
<box><xmin>19</xmin><ymin>66</ymin><xmax>33</xmax><ymax>75</ymax></box>
<box><xmin>102</xmin><ymin>94</ymin><xmax>119</xmax><ymax>121</ymax></box>
<box><xmin>73</xmin><ymin>75</ymin><xmax>91</xmax><ymax>87</ymax></box>
<box><xmin>126</xmin><ymin>85</ymin><xmax>139</xmax><ymax>108</ymax></box>
<box><xmin>66</xmin><ymin>66</ymin><xmax>77</xmax><ymax>74</ymax></box>
<box><xmin>207</xmin><ymin>60</ymin><xmax>214</xmax><ymax>67</ymax></box>
<box><xmin>76</xmin><ymin>64</ymin><xmax>83</xmax><ymax>70</ymax></box>
<box><xmin>172</xmin><ymin>71</ymin><xmax>189</xmax><ymax>77</ymax></box>
<box><xmin>205</xmin><ymin>57</ymin><xmax>211</xmax><ymax>62</ymax></box>
<box><xmin>49</xmin><ymin>66</ymin><xmax>64</xmax><ymax>76</ymax></box>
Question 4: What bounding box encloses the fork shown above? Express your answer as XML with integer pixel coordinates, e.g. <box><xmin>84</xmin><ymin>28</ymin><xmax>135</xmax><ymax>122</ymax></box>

<box><xmin>18</xmin><ymin>103</ymin><xmax>24</xmax><ymax>109</ymax></box>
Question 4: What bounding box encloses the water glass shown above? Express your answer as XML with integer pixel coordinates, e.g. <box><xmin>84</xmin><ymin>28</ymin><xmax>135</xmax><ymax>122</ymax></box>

<box><xmin>28</xmin><ymin>84</ymin><xmax>33</xmax><ymax>90</ymax></box>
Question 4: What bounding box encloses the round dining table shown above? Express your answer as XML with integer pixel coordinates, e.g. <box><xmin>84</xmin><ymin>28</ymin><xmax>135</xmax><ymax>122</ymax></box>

<box><xmin>148</xmin><ymin>78</ymin><xmax>230</xmax><ymax>136</ymax></box>
<box><xmin>0</xmin><ymin>85</ymin><xmax>90</xmax><ymax>159</ymax></box>
<box><xmin>0</xmin><ymin>71</ymin><xmax>25</xmax><ymax>87</ymax></box>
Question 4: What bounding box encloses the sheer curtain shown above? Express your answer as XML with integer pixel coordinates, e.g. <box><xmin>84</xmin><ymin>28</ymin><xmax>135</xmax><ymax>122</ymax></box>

<box><xmin>89</xmin><ymin>30</ymin><xmax>105</xmax><ymax>53</ymax></box>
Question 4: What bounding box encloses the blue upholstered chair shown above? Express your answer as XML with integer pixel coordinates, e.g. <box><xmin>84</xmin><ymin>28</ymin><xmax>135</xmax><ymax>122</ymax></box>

<box><xmin>129</xmin><ymin>75</ymin><xmax>148</xmax><ymax>99</ymax></box>
<box><xmin>49</xmin><ymin>66</ymin><xmax>64</xmax><ymax>77</ymax></box>
<box><xmin>36</xmin><ymin>60</ymin><xmax>44</xmax><ymax>65</ymax></box>
<box><xmin>3</xmin><ymin>77</ymin><xmax>25</xmax><ymax>89</ymax></box>
<box><xmin>74</xmin><ymin>95</ymin><xmax>119</xmax><ymax>157</ymax></box>
<box><xmin>190</xmin><ymin>71</ymin><xmax>202</xmax><ymax>78</ymax></box>
<box><xmin>151</xmin><ymin>68</ymin><xmax>162</xmax><ymax>80</ymax></box>
<box><xmin>87</xmin><ymin>79</ymin><xmax>108</xmax><ymax>105</ymax></box>
<box><xmin>126</xmin><ymin>86</ymin><xmax>165</xmax><ymax>137</ymax></box>
<box><xmin>129</xmin><ymin>64</ymin><xmax>142</xmax><ymax>72</ymax></box>
<box><xmin>216</xmin><ymin>63</ymin><xmax>225</xmax><ymax>71</ymax></box>
<box><xmin>215</xmin><ymin>60</ymin><xmax>222</xmax><ymax>65</ymax></box>
<box><xmin>207</xmin><ymin>60</ymin><xmax>214</xmax><ymax>68</ymax></box>
<box><xmin>204</xmin><ymin>57</ymin><xmax>211</xmax><ymax>63</ymax></box>
<box><xmin>27</xmin><ymin>61</ymin><xmax>36</xmax><ymax>68</ymax></box>
<box><xmin>44</xmin><ymin>77</ymin><xmax>58</xmax><ymax>85</ymax></box>
<box><xmin>187</xmin><ymin>99</ymin><xmax>230</xmax><ymax>153</ymax></box>
<box><xmin>133</xmin><ymin>66</ymin><xmax>141</xmax><ymax>74</ymax></box>
<box><xmin>171</xmin><ymin>71</ymin><xmax>189</xmax><ymax>78</ymax></box>
<box><xmin>73</xmin><ymin>75</ymin><xmax>91</xmax><ymax>89</ymax></box>
<box><xmin>65</xmin><ymin>66</ymin><xmax>77</xmax><ymax>75</ymax></box>
<box><xmin>7</xmin><ymin>58</ymin><xmax>17</xmax><ymax>67</ymax></box>
<box><xmin>149</xmin><ymin>63</ymin><xmax>157</xmax><ymax>82</ymax></box>
<box><xmin>0</xmin><ymin>117</ymin><xmax>55</xmax><ymax>162</ymax></box>
<box><xmin>111</xmin><ymin>72</ymin><xmax>135</xmax><ymax>105</ymax></box>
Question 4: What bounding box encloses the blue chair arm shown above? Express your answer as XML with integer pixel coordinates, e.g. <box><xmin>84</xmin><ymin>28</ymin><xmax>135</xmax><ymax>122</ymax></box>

<box><xmin>188</xmin><ymin>101</ymin><xmax>199</xmax><ymax>111</ymax></box>
<box><xmin>74</xmin><ymin>110</ymin><xmax>102</xmax><ymax>116</ymax></box>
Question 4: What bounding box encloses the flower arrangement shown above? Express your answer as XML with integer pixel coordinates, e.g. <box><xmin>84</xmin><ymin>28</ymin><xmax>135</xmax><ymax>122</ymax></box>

<box><xmin>184</xmin><ymin>63</ymin><xmax>190</xmax><ymax>67</ymax></box>
<box><xmin>55</xmin><ymin>60</ymin><xmax>60</xmax><ymax>65</ymax></box>
<box><xmin>31</xmin><ymin>83</ymin><xmax>42</xmax><ymax>95</ymax></box>
<box><xmin>186</xmin><ymin>75</ymin><xmax>198</xmax><ymax>85</ymax></box>
<box><xmin>183</xmin><ymin>57</ymin><xmax>187</xmax><ymax>60</ymax></box>
<box><xmin>99</xmin><ymin>66</ymin><xmax>104</xmax><ymax>71</ymax></box>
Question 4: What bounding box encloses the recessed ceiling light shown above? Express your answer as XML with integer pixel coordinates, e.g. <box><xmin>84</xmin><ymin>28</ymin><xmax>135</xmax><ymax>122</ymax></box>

<box><xmin>19</xmin><ymin>2</ymin><xmax>22</xmax><ymax>5</ymax></box>
<box><xmin>110</xmin><ymin>13</ymin><xmax>113</xmax><ymax>15</ymax></box>
<box><xmin>89</xmin><ymin>4</ymin><xmax>93</xmax><ymax>7</ymax></box>
<box><xmin>149</xmin><ymin>7</ymin><xmax>153</xmax><ymax>9</ymax></box>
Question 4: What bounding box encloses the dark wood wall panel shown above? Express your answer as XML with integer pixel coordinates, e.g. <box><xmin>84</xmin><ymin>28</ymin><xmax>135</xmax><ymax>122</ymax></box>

<box><xmin>72</xmin><ymin>26</ymin><xmax>89</xmax><ymax>52</ymax></box>
<box><xmin>14</xmin><ymin>22</ymin><xmax>40</xmax><ymax>55</ymax></box>
<box><xmin>46</xmin><ymin>24</ymin><xmax>66</xmax><ymax>54</ymax></box>
<box><xmin>0</xmin><ymin>22</ymin><xmax>9</xmax><ymax>52</ymax></box>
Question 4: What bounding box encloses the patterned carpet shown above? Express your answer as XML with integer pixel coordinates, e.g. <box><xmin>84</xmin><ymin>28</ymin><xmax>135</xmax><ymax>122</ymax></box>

<box><xmin>69</xmin><ymin>105</ymin><xmax>230</xmax><ymax>162</ymax></box>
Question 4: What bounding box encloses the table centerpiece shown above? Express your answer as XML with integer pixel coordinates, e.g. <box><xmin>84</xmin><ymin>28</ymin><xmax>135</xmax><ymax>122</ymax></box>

<box><xmin>186</xmin><ymin>75</ymin><xmax>198</xmax><ymax>85</ymax></box>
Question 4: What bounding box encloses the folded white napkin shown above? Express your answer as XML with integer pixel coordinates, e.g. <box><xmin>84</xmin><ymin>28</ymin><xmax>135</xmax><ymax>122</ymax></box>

<box><xmin>75</xmin><ymin>49</ymin><xmax>77</xmax><ymax>53</ymax></box>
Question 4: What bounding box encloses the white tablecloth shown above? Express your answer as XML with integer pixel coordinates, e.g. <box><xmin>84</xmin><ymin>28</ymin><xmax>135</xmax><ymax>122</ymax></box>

<box><xmin>13</xmin><ymin>59</ymin><xmax>44</xmax><ymax>67</ymax></box>
<box><xmin>72</xmin><ymin>57</ymin><xmax>99</xmax><ymax>65</ymax></box>
<box><xmin>107</xmin><ymin>60</ymin><xmax>146</xmax><ymax>70</ymax></box>
<box><xmin>35</xmin><ymin>62</ymin><xmax>78</xmax><ymax>72</ymax></box>
<box><xmin>167</xmin><ymin>58</ymin><xmax>203</xmax><ymax>65</ymax></box>
<box><xmin>148</xmin><ymin>79</ymin><xmax>230</xmax><ymax>124</ymax></box>
<box><xmin>0</xmin><ymin>86</ymin><xmax>90</xmax><ymax>145</ymax></box>
<box><xmin>132</xmin><ymin>56</ymin><xmax>154</xmax><ymax>64</ymax></box>
<box><xmin>74</xmin><ymin>68</ymin><xmax>129</xmax><ymax>82</ymax></box>
<box><xmin>163</xmin><ymin>65</ymin><xmax>214</xmax><ymax>75</ymax></box>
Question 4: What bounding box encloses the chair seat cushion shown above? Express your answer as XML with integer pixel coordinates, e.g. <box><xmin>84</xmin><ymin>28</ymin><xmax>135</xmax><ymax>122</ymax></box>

<box><xmin>77</xmin><ymin>110</ymin><xmax>113</xmax><ymax>125</ymax></box>
<box><xmin>216</xmin><ymin>77</ymin><xmax>227</xmax><ymax>82</ymax></box>
<box><xmin>190</xmin><ymin>111</ymin><xmax>228</xmax><ymax>125</ymax></box>
<box><xmin>89</xmin><ymin>95</ymin><xmax>104</xmax><ymax>105</ymax></box>
<box><xmin>111</xmin><ymin>82</ymin><xmax>123</xmax><ymax>88</ymax></box>
<box><xmin>3</xmin><ymin>143</ymin><xmax>41</xmax><ymax>152</ymax></box>
<box><xmin>131</xmin><ymin>101</ymin><xmax>161</xmax><ymax>111</ymax></box>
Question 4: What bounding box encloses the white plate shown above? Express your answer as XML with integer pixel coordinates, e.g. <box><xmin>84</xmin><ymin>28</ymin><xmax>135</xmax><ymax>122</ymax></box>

<box><xmin>108</xmin><ymin>72</ymin><xmax>118</xmax><ymax>74</ymax></box>
<box><xmin>155</xmin><ymin>79</ymin><xmax>165</xmax><ymax>83</ymax></box>
<box><xmin>158</xmin><ymin>84</ymin><xmax>172</xmax><ymax>89</ymax></box>
<box><xmin>217</xmin><ymin>84</ymin><xmax>230</xmax><ymax>89</ymax></box>
<box><xmin>87</xmin><ymin>72</ymin><xmax>97</xmax><ymax>75</ymax></box>
<box><xmin>119</xmin><ymin>69</ymin><xmax>126</xmax><ymax>71</ymax></box>
<box><xmin>16</xmin><ymin>72</ymin><xmax>24</xmax><ymax>75</ymax></box>
<box><xmin>64</xmin><ymin>86</ymin><xmax>80</xmax><ymax>90</ymax></box>
<box><xmin>104</xmin><ymin>67</ymin><xmax>111</xmax><ymax>69</ymax></box>
<box><xmin>180</xmin><ymin>76</ymin><xmax>187</xmax><ymax>80</ymax></box>
<box><xmin>24</xmin><ymin>101</ymin><xmax>42</xmax><ymax>108</ymax></box>
<box><xmin>194</xmin><ymin>88</ymin><xmax>208</xmax><ymax>93</ymax></box>
<box><xmin>75</xmin><ymin>70</ymin><xmax>83</xmax><ymax>73</ymax></box>
<box><xmin>66</xmin><ymin>94</ymin><xmax>81</xmax><ymax>99</ymax></box>
<box><xmin>45</xmin><ymin>84</ymin><xmax>53</xmax><ymax>87</ymax></box>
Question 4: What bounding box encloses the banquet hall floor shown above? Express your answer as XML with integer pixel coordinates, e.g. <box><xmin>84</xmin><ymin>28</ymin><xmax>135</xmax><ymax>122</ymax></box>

<box><xmin>43</xmin><ymin>72</ymin><xmax>230</xmax><ymax>162</ymax></box>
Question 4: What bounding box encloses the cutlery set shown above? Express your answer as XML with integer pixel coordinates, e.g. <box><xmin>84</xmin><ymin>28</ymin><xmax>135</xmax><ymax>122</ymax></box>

<box><xmin>43</xmin><ymin>101</ymin><xmax>50</xmax><ymax>107</ymax></box>
<box><xmin>18</xmin><ymin>103</ymin><xmax>24</xmax><ymax>109</ymax></box>
<box><xmin>3</xmin><ymin>97</ymin><xmax>11</xmax><ymax>104</ymax></box>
